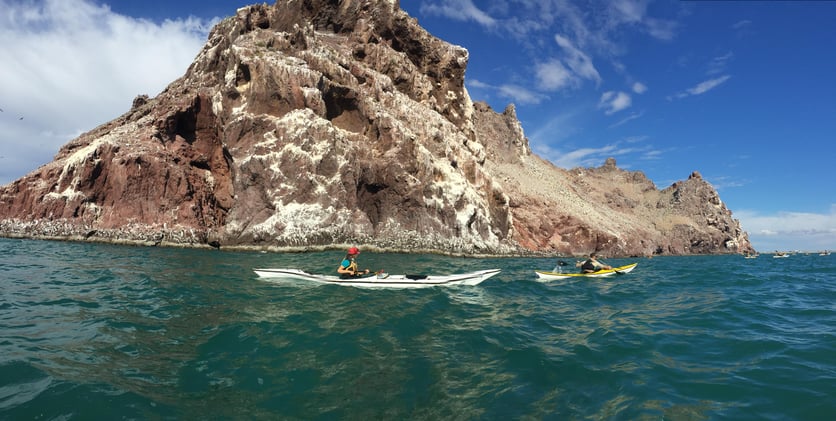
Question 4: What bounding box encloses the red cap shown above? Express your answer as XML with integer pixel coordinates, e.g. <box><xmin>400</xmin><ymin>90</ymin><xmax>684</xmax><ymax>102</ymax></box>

<box><xmin>348</xmin><ymin>247</ymin><xmax>360</xmax><ymax>255</ymax></box>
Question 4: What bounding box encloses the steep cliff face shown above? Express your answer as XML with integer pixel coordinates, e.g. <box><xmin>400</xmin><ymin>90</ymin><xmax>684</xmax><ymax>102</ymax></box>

<box><xmin>0</xmin><ymin>0</ymin><xmax>753</xmax><ymax>256</ymax></box>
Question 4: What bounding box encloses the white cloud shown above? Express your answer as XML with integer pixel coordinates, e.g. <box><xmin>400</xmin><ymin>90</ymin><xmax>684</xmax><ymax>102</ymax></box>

<box><xmin>420</xmin><ymin>0</ymin><xmax>496</xmax><ymax>27</ymax></box>
<box><xmin>688</xmin><ymin>75</ymin><xmax>731</xmax><ymax>95</ymax></box>
<box><xmin>731</xmin><ymin>19</ymin><xmax>754</xmax><ymax>38</ymax></box>
<box><xmin>530</xmin><ymin>34</ymin><xmax>601</xmax><ymax>94</ymax></box>
<box><xmin>554</xmin><ymin>34</ymin><xmax>601</xmax><ymax>85</ymax></box>
<box><xmin>607</xmin><ymin>0</ymin><xmax>678</xmax><ymax>41</ymax></box>
<box><xmin>641</xmin><ymin>149</ymin><xmax>663</xmax><ymax>160</ymax></box>
<box><xmin>707</xmin><ymin>52</ymin><xmax>734</xmax><ymax>75</ymax></box>
<box><xmin>0</xmin><ymin>0</ymin><xmax>214</xmax><ymax>185</ymax></box>
<box><xmin>736</xmin><ymin>206</ymin><xmax>836</xmax><ymax>252</ymax></box>
<box><xmin>532</xmin><ymin>134</ymin><xmax>648</xmax><ymax>169</ymax></box>
<box><xmin>610</xmin><ymin>111</ymin><xmax>644</xmax><ymax>128</ymax></box>
<box><xmin>598</xmin><ymin>91</ymin><xmax>632</xmax><ymax>115</ymax></box>
<box><xmin>669</xmin><ymin>75</ymin><xmax>731</xmax><ymax>100</ymax></box>
<box><xmin>497</xmin><ymin>84</ymin><xmax>546</xmax><ymax>105</ymax></box>
<box><xmin>732</xmin><ymin>20</ymin><xmax>752</xmax><ymax>30</ymax></box>
<box><xmin>535</xmin><ymin>59</ymin><xmax>575</xmax><ymax>91</ymax></box>
<box><xmin>643</xmin><ymin>17</ymin><xmax>678</xmax><ymax>41</ymax></box>
<box><xmin>534</xmin><ymin>143</ymin><xmax>620</xmax><ymax>169</ymax></box>
<box><xmin>466</xmin><ymin>79</ymin><xmax>489</xmax><ymax>91</ymax></box>
<box><xmin>632</xmin><ymin>82</ymin><xmax>647</xmax><ymax>94</ymax></box>
<box><xmin>704</xmin><ymin>175</ymin><xmax>747</xmax><ymax>191</ymax></box>
<box><xmin>415</xmin><ymin>0</ymin><xmax>677</xmax><ymax>117</ymax></box>
<box><xmin>623</xmin><ymin>135</ymin><xmax>649</xmax><ymax>144</ymax></box>
<box><xmin>610</xmin><ymin>0</ymin><xmax>646</xmax><ymax>24</ymax></box>
<box><xmin>468</xmin><ymin>78</ymin><xmax>546</xmax><ymax>105</ymax></box>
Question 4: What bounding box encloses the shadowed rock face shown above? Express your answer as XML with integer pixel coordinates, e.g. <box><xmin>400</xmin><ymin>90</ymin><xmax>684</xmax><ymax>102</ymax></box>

<box><xmin>0</xmin><ymin>0</ymin><xmax>753</xmax><ymax>256</ymax></box>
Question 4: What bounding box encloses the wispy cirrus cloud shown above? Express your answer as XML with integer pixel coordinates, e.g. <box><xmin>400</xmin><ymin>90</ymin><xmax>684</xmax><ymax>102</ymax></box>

<box><xmin>553</xmin><ymin>34</ymin><xmax>601</xmax><ymax>85</ymax></box>
<box><xmin>689</xmin><ymin>75</ymin><xmax>731</xmax><ymax>94</ymax></box>
<box><xmin>527</xmin><ymin>107</ymin><xmax>587</xmax><ymax>147</ymax></box>
<box><xmin>668</xmin><ymin>75</ymin><xmax>731</xmax><ymax>100</ymax></box>
<box><xmin>420</xmin><ymin>0</ymin><xmax>676</xmax><ymax>98</ymax></box>
<box><xmin>641</xmin><ymin>149</ymin><xmax>663</xmax><ymax>160</ymax></box>
<box><xmin>705</xmin><ymin>175</ymin><xmax>748</xmax><ymax>191</ymax></box>
<box><xmin>731</xmin><ymin>19</ymin><xmax>754</xmax><ymax>38</ymax></box>
<box><xmin>609</xmin><ymin>111</ymin><xmax>644</xmax><ymax>128</ymax></box>
<box><xmin>531</xmin><ymin>133</ymin><xmax>656</xmax><ymax>169</ymax></box>
<box><xmin>732</xmin><ymin>20</ymin><xmax>752</xmax><ymax>30</ymax></box>
<box><xmin>419</xmin><ymin>0</ymin><xmax>496</xmax><ymax>27</ymax></box>
<box><xmin>467</xmin><ymin>79</ymin><xmax>547</xmax><ymax>105</ymax></box>
<box><xmin>707</xmin><ymin>52</ymin><xmax>734</xmax><ymax>75</ymax></box>
<box><xmin>533</xmin><ymin>143</ymin><xmax>621</xmax><ymax>169</ymax></box>
<box><xmin>534</xmin><ymin>34</ymin><xmax>601</xmax><ymax>92</ymax></box>
<box><xmin>605</xmin><ymin>0</ymin><xmax>679</xmax><ymax>42</ymax></box>
<box><xmin>497</xmin><ymin>84</ymin><xmax>546</xmax><ymax>105</ymax></box>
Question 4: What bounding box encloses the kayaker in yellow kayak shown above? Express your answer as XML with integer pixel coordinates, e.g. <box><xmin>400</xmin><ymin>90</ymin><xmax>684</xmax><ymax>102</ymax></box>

<box><xmin>579</xmin><ymin>252</ymin><xmax>612</xmax><ymax>273</ymax></box>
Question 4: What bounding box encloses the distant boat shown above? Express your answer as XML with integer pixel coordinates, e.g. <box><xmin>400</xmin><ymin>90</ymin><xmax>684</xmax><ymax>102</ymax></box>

<box><xmin>773</xmin><ymin>252</ymin><xmax>789</xmax><ymax>258</ymax></box>
<box><xmin>820</xmin><ymin>250</ymin><xmax>831</xmax><ymax>256</ymax></box>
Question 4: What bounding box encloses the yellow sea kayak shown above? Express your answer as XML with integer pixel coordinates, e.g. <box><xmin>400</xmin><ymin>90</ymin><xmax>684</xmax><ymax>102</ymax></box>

<box><xmin>535</xmin><ymin>263</ymin><xmax>638</xmax><ymax>281</ymax></box>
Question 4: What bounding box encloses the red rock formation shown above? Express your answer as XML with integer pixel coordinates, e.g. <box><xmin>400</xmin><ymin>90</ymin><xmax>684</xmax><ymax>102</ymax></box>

<box><xmin>0</xmin><ymin>0</ymin><xmax>753</xmax><ymax>256</ymax></box>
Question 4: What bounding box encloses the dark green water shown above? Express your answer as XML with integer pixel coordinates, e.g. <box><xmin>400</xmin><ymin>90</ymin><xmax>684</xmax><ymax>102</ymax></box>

<box><xmin>1</xmin><ymin>238</ymin><xmax>834</xmax><ymax>420</ymax></box>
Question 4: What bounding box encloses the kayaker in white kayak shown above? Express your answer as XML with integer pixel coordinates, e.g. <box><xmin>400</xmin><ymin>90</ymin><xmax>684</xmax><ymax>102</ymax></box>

<box><xmin>580</xmin><ymin>253</ymin><xmax>612</xmax><ymax>273</ymax></box>
<box><xmin>337</xmin><ymin>246</ymin><xmax>370</xmax><ymax>278</ymax></box>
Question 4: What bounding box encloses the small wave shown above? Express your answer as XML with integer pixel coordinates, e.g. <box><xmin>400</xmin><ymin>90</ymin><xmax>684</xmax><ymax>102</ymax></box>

<box><xmin>0</xmin><ymin>361</ymin><xmax>53</xmax><ymax>410</ymax></box>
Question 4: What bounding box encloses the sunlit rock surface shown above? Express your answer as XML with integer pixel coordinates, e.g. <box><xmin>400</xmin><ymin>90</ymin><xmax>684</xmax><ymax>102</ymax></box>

<box><xmin>0</xmin><ymin>0</ymin><xmax>753</xmax><ymax>256</ymax></box>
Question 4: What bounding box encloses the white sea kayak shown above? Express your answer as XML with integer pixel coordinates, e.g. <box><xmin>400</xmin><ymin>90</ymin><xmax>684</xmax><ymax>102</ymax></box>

<box><xmin>534</xmin><ymin>263</ymin><xmax>638</xmax><ymax>281</ymax></box>
<box><xmin>253</xmin><ymin>268</ymin><xmax>501</xmax><ymax>288</ymax></box>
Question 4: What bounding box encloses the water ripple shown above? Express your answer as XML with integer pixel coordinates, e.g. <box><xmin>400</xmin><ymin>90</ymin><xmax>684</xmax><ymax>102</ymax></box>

<box><xmin>1</xmin><ymin>239</ymin><xmax>834</xmax><ymax>419</ymax></box>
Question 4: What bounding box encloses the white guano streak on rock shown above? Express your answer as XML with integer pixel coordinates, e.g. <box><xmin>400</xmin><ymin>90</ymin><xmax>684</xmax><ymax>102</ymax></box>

<box><xmin>243</xmin><ymin>109</ymin><xmax>346</xmax><ymax>196</ymax></box>
<box><xmin>251</xmin><ymin>201</ymin><xmax>338</xmax><ymax>237</ymax></box>
<box><xmin>413</xmin><ymin>142</ymin><xmax>483</xmax><ymax>233</ymax></box>
<box><xmin>47</xmin><ymin>121</ymin><xmax>140</xmax><ymax>202</ymax></box>
<box><xmin>211</xmin><ymin>91</ymin><xmax>224</xmax><ymax>116</ymax></box>
<box><xmin>364</xmin><ymin>72</ymin><xmax>494</xmax><ymax>238</ymax></box>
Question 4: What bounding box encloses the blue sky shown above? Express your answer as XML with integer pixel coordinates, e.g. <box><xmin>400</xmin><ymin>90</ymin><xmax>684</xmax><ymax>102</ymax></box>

<box><xmin>1</xmin><ymin>0</ymin><xmax>834</xmax><ymax>252</ymax></box>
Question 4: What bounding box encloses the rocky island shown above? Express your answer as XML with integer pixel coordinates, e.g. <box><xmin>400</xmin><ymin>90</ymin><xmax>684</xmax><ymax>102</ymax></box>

<box><xmin>0</xmin><ymin>0</ymin><xmax>753</xmax><ymax>257</ymax></box>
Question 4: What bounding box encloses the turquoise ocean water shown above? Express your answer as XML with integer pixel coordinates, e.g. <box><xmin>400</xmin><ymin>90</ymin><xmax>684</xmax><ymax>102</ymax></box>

<box><xmin>1</xmin><ymin>237</ymin><xmax>834</xmax><ymax>420</ymax></box>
